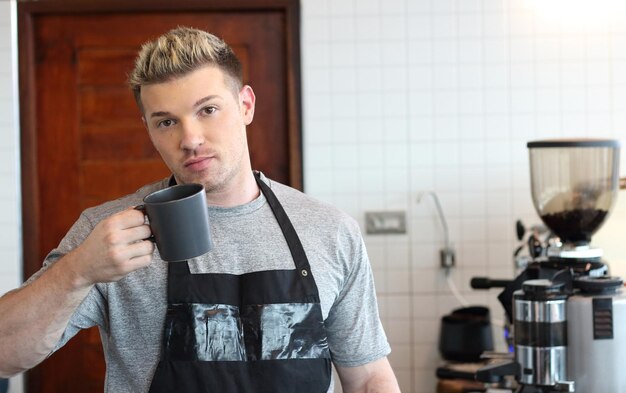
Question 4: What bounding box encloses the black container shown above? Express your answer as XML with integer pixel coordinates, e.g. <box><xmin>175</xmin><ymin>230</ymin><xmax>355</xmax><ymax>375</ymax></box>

<box><xmin>438</xmin><ymin>306</ymin><xmax>494</xmax><ymax>362</ymax></box>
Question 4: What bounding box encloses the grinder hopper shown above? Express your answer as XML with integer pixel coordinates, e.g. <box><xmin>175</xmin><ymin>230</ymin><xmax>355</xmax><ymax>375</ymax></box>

<box><xmin>527</xmin><ymin>139</ymin><xmax>620</xmax><ymax>248</ymax></box>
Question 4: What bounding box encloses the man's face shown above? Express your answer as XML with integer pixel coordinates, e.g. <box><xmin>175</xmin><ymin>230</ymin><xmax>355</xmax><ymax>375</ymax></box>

<box><xmin>140</xmin><ymin>66</ymin><xmax>255</xmax><ymax>194</ymax></box>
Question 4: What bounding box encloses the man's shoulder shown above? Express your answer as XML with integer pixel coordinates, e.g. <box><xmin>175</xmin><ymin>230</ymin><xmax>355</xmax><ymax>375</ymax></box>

<box><xmin>81</xmin><ymin>178</ymin><xmax>170</xmax><ymax>223</ymax></box>
<box><xmin>267</xmin><ymin>178</ymin><xmax>360</xmax><ymax>232</ymax></box>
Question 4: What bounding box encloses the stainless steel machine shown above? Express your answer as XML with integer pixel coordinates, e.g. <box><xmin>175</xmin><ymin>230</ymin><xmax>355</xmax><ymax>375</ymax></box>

<box><xmin>470</xmin><ymin>139</ymin><xmax>625</xmax><ymax>393</ymax></box>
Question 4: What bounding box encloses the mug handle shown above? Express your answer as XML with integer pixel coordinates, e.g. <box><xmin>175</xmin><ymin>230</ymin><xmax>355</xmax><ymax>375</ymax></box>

<box><xmin>134</xmin><ymin>205</ymin><xmax>156</xmax><ymax>243</ymax></box>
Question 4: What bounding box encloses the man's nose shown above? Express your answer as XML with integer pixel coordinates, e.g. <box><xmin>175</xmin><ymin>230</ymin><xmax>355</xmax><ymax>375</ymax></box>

<box><xmin>179</xmin><ymin>120</ymin><xmax>205</xmax><ymax>151</ymax></box>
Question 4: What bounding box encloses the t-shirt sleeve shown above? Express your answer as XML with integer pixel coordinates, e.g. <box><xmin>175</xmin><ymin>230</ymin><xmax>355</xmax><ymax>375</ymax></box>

<box><xmin>23</xmin><ymin>212</ymin><xmax>109</xmax><ymax>352</ymax></box>
<box><xmin>324</xmin><ymin>224</ymin><xmax>391</xmax><ymax>367</ymax></box>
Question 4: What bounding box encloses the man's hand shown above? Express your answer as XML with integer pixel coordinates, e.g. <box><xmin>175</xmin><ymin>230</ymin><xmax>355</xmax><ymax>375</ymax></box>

<box><xmin>0</xmin><ymin>207</ymin><xmax>155</xmax><ymax>377</ymax></box>
<box><xmin>68</xmin><ymin>207</ymin><xmax>155</xmax><ymax>287</ymax></box>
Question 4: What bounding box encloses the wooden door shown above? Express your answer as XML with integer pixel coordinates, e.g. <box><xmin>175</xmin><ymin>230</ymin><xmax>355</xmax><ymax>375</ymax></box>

<box><xmin>19</xmin><ymin>2</ymin><xmax>301</xmax><ymax>392</ymax></box>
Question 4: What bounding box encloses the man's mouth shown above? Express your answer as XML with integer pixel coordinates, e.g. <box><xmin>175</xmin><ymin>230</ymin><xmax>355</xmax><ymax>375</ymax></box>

<box><xmin>183</xmin><ymin>156</ymin><xmax>213</xmax><ymax>171</ymax></box>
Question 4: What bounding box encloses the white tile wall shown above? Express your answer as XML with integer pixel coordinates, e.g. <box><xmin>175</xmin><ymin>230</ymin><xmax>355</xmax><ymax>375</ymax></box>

<box><xmin>301</xmin><ymin>0</ymin><xmax>626</xmax><ymax>392</ymax></box>
<box><xmin>5</xmin><ymin>1</ymin><xmax>626</xmax><ymax>393</ymax></box>
<box><xmin>0</xmin><ymin>2</ymin><xmax>24</xmax><ymax>393</ymax></box>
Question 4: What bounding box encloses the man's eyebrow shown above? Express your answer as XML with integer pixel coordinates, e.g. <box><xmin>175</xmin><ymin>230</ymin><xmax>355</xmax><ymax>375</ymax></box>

<box><xmin>150</xmin><ymin>111</ymin><xmax>171</xmax><ymax>119</ymax></box>
<box><xmin>194</xmin><ymin>95</ymin><xmax>220</xmax><ymax>107</ymax></box>
<box><xmin>148</xmin><ymin>95</ymin><xmax>222</xmax><ymax>118</ymax></box>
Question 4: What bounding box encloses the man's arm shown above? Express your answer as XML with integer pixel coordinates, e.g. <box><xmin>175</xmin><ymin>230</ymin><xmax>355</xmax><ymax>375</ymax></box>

<box><xmin>0</xmin><ymin>208</ymin><xmax>154</xmax><ymax>377</ymax></box>
<box><xmin>335</xmin><ymin>357</ymin><xmax>401</xmax><ymax>393</ymax></box>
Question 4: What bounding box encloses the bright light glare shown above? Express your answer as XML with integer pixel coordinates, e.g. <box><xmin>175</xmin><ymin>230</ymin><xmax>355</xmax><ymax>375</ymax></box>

<box><xmin>524</xmin><ymin>0</ymin><xmax>626</xmax><ymax>29</ymax></box>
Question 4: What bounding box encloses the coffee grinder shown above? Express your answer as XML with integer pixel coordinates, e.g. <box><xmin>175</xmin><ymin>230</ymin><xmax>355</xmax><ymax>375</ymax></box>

<box><xmin>528</xmin><ymin>139</ymin><xmax>618</xmax><ymax>264</ymax></box>
<box><xmin>473</xmin><ymin>139</ymin><xmax>626</xmax><ymax>393</ymax></box>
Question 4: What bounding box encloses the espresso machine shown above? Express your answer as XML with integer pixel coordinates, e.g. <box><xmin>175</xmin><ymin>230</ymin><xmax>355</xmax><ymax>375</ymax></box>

<box><xmin>471</xmin><ymin>139</ymin><xmax>626</xmax><ymax>393</ymax></box>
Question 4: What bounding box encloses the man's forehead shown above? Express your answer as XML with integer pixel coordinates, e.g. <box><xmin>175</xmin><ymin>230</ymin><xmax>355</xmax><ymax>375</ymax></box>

<box><xmin>141</xmin><ymin>72</ymin><xmax>228</xmax><ymax>104</ymax></box>
<box><xmin>138</xmin><ymin>66</ymin><xmax>241</xmax><ymax>116</ymax></box>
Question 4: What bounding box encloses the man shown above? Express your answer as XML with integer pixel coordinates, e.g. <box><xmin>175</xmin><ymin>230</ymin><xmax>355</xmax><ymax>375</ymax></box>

<box><xmin>0</xmin><ymin>27</ymin><xmax>399</xmax><ymax>392</ymax></box>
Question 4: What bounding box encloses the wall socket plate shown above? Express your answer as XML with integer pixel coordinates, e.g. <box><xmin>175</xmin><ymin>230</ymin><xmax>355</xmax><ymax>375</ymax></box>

<box><xmin>365</xmin><ymin>211</ymin><xmax>406</xmax><ymax>234</ymax></box>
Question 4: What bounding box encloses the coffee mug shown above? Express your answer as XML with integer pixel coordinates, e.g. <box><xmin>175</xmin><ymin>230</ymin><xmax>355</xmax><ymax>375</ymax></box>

<box><xmin>136</xmin><ymin>183</ymin><xmax>213</xmax><ymax>262</ymax></box>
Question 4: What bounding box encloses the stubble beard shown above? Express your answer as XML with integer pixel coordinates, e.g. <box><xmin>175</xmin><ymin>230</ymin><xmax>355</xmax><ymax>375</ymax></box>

<box><xmin>199</xmin><ymin>150</ymin><xmax>246</xmax><ymax>195</ymax></box>
<box><xmin>202</xmin><ymin>167</ymin><xmax>235</xmax><ymax>194</ymax></box>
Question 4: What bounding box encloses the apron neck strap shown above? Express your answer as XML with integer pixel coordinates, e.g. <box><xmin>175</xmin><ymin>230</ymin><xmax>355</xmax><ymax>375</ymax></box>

<box><xmin>254</xmin><ymin>172</ymin><xmax>312</xmax><ymax>272</ymax></box>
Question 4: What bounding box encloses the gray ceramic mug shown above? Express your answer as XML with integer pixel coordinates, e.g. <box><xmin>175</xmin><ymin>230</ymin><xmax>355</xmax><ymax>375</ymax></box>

<box><xmin>136</xmin><ymin>183</ymin><xmax>213</xmax><ymax>262</ymax></box>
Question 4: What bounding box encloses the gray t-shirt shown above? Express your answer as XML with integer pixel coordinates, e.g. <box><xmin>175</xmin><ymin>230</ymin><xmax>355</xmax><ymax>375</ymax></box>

<box><xmin>30</xmin><ymin>174</ymin><xmax>390</xmax><ymax>392</ymax></box>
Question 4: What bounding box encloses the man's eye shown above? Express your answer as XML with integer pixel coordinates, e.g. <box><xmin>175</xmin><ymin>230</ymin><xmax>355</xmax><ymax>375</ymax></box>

<box><xmin>202</xmin><ymin>106</ymin><xmax>216</xmax><ymax>115</ymax></box>
<box><xmin>157</xmin><ymin>119</ymin><xmax>175</xmax><ymax>128</ymax></box>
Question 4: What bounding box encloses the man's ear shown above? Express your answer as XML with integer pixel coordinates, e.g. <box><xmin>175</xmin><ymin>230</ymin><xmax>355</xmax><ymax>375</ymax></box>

<box><xmin>239</xmin><ymin>85</ymin><xmax>256</xmax><ymax>126</ymax></box>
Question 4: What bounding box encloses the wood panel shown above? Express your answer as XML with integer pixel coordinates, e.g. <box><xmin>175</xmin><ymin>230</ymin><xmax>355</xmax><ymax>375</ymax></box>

<box><xmin>80</xmin><ymin>161</ymin><xmax>171</xmax><ymax>209</ymax></box>
<box><xmin>77</xmin><ymin>48</ymin><xmax>137</xmax><ymax>86</ymax></box>
<box><xmin>80</xmin><ymin>125</ymin><xmax>159</xmax><ymax>160</ymax></box>
<box><xmin>79</xmin><ymin>87</ymin><xmax>138</xmax><ymax>124</ymax></box>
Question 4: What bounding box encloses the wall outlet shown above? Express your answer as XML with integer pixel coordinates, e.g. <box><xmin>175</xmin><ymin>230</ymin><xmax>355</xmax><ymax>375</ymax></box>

<box><xmin>365</xmin><ymin>211</ymin><xmax>406</xmax><ymax>234</ymax></box>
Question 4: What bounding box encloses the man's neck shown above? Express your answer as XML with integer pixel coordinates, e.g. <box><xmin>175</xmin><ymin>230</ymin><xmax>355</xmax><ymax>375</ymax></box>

<box><xmin>203</xmin><ymin>170</ymin><xmax>260</xmax><ymax>208</ymax></box>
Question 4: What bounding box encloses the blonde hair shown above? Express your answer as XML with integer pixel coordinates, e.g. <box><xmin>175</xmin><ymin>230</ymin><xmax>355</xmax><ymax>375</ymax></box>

<box><xmin>128</xmin><ymin>26</ymin><xmax>242</xmax><ymax>111</ymax></box>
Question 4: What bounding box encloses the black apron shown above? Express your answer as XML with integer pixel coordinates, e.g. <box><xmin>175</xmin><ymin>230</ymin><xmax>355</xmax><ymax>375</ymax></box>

<box><xmin>148</xmin><ymin>173</ymin><xmax>332</xmax><ymax>393</ymax></box>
